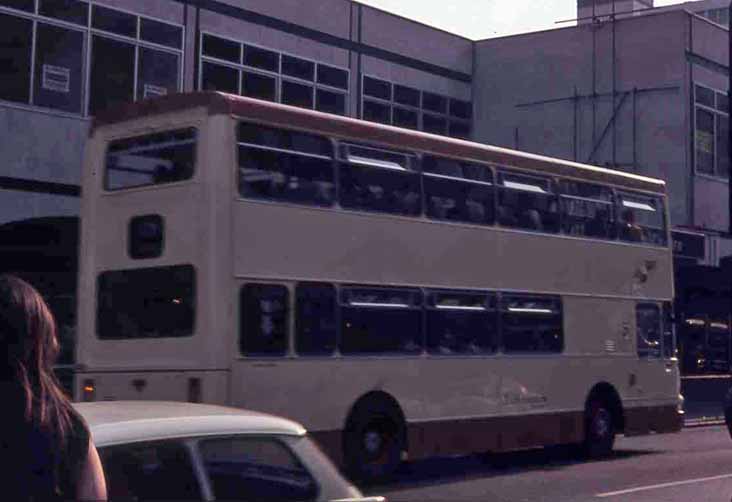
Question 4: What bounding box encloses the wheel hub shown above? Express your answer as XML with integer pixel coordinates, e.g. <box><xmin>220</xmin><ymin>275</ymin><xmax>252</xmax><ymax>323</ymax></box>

<box><xmin>364</xmin><ymin>430</ymin><xmax>382</xmax><ymax>454</ymax></box>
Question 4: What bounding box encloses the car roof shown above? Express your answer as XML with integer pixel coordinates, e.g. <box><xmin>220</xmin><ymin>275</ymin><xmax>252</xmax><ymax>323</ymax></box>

<box><xmin>74</xmin><ymin>401</ymin><xmax>307</xmax><ymax>447</ymax></box>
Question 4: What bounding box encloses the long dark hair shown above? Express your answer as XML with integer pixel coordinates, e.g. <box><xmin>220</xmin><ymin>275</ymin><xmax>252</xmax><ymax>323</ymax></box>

<box><xmin>0</xmin><ymin>274</ymin><xmax>73</xmax><ymax>444</ymax></box>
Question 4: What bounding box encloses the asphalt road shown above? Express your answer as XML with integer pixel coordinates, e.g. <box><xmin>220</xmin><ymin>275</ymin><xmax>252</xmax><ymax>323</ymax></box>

<box><xmin>363</xmin><ymin>426</ymin><xmax>732</xmax><ymax>502</ymax></box>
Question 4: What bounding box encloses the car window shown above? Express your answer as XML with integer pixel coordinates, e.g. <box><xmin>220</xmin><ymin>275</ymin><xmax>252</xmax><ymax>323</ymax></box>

<box><xmin>199</xmin><ymin>437</ymin><xmax>319</xmax><ymax>501</ymax></box>
<box><xmin>100</xmin><ymin>440</ymin><xmax>201</xmax><ymax>501</ymax></box>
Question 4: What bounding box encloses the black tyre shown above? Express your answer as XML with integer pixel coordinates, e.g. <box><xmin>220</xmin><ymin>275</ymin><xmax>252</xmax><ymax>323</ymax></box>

<box><xmin>343</xmin><ymin>400</ymin><xmax>405</xmax><ymax>483</ymax></box>
<box><xmin>583</xmin><ymin>398</ymin><xmax>615</xmax><ymax>459</ymax></box>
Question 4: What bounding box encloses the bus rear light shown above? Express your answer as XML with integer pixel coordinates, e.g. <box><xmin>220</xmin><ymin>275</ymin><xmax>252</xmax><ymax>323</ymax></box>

<box><xmin>82</xmin><ymin>379</ymin><xmax>96</xmax><ymax>402</ymax></box>
<box><xmin>188</xmin><ymin>377</ymin><xmax>201</xmax><ymax>403</ymax></box>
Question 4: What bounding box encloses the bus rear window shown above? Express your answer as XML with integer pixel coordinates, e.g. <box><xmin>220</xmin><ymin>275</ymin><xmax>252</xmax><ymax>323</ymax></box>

<box><xmin>105</xmin><ymin>128</ymin><xmax>196</xmax><ymax>190</ymax></box>
<box><xmin>97</xmin><ymin>265</ymin><xmax>195</xmax><ymax>339</ymax></box>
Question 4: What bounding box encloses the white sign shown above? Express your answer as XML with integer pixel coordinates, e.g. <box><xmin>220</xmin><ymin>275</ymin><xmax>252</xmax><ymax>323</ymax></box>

<box><xmin>143</xmin><ymin>84</ymin><xmax>168</xmax><ymax>99</ymax></box>
<box><xmin>42</xmin><ymin>64</ymin><xmax>70</xmax><ymax>93</ymax></box>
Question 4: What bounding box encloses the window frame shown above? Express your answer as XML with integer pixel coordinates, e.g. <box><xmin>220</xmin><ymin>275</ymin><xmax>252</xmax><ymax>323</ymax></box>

<box><xmin>693</xmin><ymin>82</ymin><xmax>729</xmax><ymax>180</ymax></box>
<box><xmin>360</xmin><ymin>73</ymin><xmax>471</xmax><ymax>138</ymax></box>
<box><xmin>194</xmin><ymin>434</ymin><xmax>321</xmax><ymax>502</ymax></box>
<box><xmin>0</xmin><ymin>2</ymin><xmax>185</xmax><ymax>117</ymax></box>
<box><xmin>198</xmin><ymin>31</ymin><xmax>349</xmax><ymax>115</ymax></box>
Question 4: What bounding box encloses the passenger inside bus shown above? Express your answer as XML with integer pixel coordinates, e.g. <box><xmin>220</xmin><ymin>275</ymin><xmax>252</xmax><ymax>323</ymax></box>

<box><xmin>621</xmin><ymin>209</ymin><xmax>644</xmax><ymax>242</ymax></box>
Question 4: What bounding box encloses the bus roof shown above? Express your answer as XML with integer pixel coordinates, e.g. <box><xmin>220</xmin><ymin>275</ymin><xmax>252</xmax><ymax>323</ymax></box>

<box><xmin>91</xmin><ymin>92</ymin><xmax>665</xmax><ymax>194</ymax></box>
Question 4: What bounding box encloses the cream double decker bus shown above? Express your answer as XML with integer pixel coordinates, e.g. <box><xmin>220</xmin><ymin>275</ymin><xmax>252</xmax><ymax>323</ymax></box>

<box><xmin>75</xmin><ymin>92</ymin><xmax>683</xmax><ymax>479</ymax></box>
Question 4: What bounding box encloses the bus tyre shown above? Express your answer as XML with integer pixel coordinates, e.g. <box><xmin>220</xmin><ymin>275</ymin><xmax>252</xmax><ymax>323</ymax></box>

<box><xmin>344</xmin><ymin>402</ymin><xmax>405</xmax><ymax>483</ymax></box>
<box><xmin>583</xmin><ymin>398</ymin><xmax>615</xmax><ymax>459</ymax></box>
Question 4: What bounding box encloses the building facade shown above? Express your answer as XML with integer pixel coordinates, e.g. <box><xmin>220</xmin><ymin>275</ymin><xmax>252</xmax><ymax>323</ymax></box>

<box><xmin>475</xmin><ymin>0</ymin><xmax>732</xmax><ymax>374</ymax></box>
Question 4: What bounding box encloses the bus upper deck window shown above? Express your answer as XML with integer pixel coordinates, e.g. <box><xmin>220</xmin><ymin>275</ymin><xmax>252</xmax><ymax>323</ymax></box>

<box><xmin>105</xmin><ymin>128</ymin><xmax>196</xmax><ymax>190</ymax></box>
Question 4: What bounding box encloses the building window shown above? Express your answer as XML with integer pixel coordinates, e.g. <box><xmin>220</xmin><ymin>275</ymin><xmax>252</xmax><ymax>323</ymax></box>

<box><xmin>361</xmin><ymin>75</ymin><xmax>472</xmax><ymax>139</ymax></box>
<box><xmin>90</xmin><ymin>6</ymin><xmax>182</xmax><ymax>115</ymax></box>
<box><xmin>694</xmin><ymin>84</ymin><xmax>729</xmax><ymax>178</ymax></box>
<box><xmin>199</xmin><ymin>32</ymin><xmax>349</xmax><ymax>116</ymax></box>
<box><xmin>0</xmin><ymin>2</ymin><xmax>182</xmax><ymax>116</ymax></box>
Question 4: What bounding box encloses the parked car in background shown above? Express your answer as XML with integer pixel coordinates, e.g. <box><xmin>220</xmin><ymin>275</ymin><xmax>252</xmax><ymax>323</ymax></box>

<box><xmin>75</xmin><ymin>401</ymin><xmax>385</xmax><ymax>502</ymax></box>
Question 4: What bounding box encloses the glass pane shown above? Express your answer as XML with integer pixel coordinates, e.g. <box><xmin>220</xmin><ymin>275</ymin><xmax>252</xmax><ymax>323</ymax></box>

<box><xmin>363</xmin><ymin>99</ymin><xmax>390</xmax><ymax>124</ymax></box>
<box><xmin>136</xmin><ymin>48</ymin><xmax>179</xmax><ymax>101</ymax></box>
<box><xmin>501</xmin><ymin>295</ymin><xmax>563</xmax><ymax>353</ymax></box>
<box><xmin>201</xmin><ymin>61</ymin><xmax>238</xmax><ymax>93</ymax></box>
<box><xmin>449</xmin><ymin>120</ymin><xmax>471</xmax><ymax>139</ymax></box>
<box><xmin>101</xmin><ymin>441</ymin><xmax>201</xmax><ymax>501</ymax></box>
<box><xmin>340</xmin><ymin>287</ymin><xmax>422</xmax><ymax>354</ymax></box>
<box><xmin>89</xmin><ymin>36</ymin><xmax>135</xmax><ymax>115</ymax></box>
<box><xmin>0</xmin><ymin>0</ymin><xmax>33</xmax><ymax>11</ymax></box>
<box><xmin>238</xmin><ymin>147</ymin><xmax>335</xmax><ymax>206</ymax></box>
<box><xmin>695</xmin><ymin>85</ymin><xmax>715</xmax><ymax>107</ymax></box>
<box><xmin>637</xmin><ymin>304</ymin><xmax>661</xmax><ymax>358</ymax></box>
<box><xmin>339</xmin><ymin>163</ymin><xmax>421</xmax><ymax>215</ymax></box>
<box><xmin>315</xmin><ymin>88</ymin><xmax>346</xmax><ymax>115</ymax></box>
<box><xmin>240</xmin><ymin>284</ymin><xmax>288</xmax><ymax>356</ymax></box>
<box><xmin>32</xmin><ymin>23</ymin><xmax>83</xmax><ymax>113</ymax></box>
<box><xmin>695</xmin><ymin>107</ymin><xmax>715</xmax><ymax>175</ymax></box>
<box><xmin>281</xmin><ymin>79</ymin><xmax>313</xmax><ymax>109</ymax></box>
<box><xmin>97</xmin><ymin>265</ymin><xmax>195</xmax><ymax>339</ymax></box>
<box><xmin>202</xmin><ymin>33</ymin><xmax>240</xmax><ymax>63</ymax></box>
<box><xmin>394</xmin><ymin>84</ymin><xmax>420</xmax><ymax>107</ymax></box>
<box><xmin>662</xmin><ymin>303</ymin><xmax>675</xmax><ymax>360</ymax></box>
<box><xmin>559</xmin><ymin>180</ymin><xmax>614</xmax><ymax>239</ymax></box>
<box><xmin>200</xmin><ymin>438</ymin><xmax>318</xmax><ymax>502</ymax></box>
<box><xmin>422</xmin><ymin>91</ymin><xmax>447</xmax><ymax>114</ymax></box>
<box><xmin>242</xmin><ymin>71</ymin><xmax>276</xmax><ymax>101</ymax></box>
<box><xmin>717</xmin><ymin>92</ymin><xmax>729</xmax><ymax>113</ymax></box>
<box><xmin>281</xmin><ymin>54</ymin><xmax>314</xmax><ymax>81</ymax></box>
<box><xmin>128</xmin><ymin>214</ymin><xmax>164</xmax><ymax>259</ymax></box>
<box><xmin>423</xmin><ymin>156</ymin><xmax>493</xmax><ymax>225</ymax></box>
<box><xmin>92</xmin><ymin>5</ymin><xmax>137</xmax><ymax>38</ymax></box>
<box><xmin>238</xmin><ymin>123</ymin><xmax>332</xmax><ymax>156</ymax></box>
<box><xmin>427</xmin><ymin>291</ymin><xmax>497</xmax><ymax>355</ymax></box>
<box><xmin>717</xmin><ymin>114</ymin><xmax>729</xmax><ymax>178</ymax></box>
<box><xmin>498</xmin><ymin>173</ymin><xmax>558</xmax><ymax>232</ymax></box>
<box><xmin>422</xmin><ymin>113</ymin><xmax>447</xmax><ymax>135</ymax></box>
<box><xmin>317</xmin><ymin>64</ymin><xmax>348</xmax><ymax>89</ymax></box>
<box><xmin>617</xmin><ymin>192</ymin><xmax>666</xmax><ymax>245</ymax></box>
<box><xmin>393</xmin><ymin>107</ymin><xmax>418</xmax><ymax>130</ymax></box>
<box><xmin>449</xmin><ymin>98</ymin><xmax>472</xmax><ymax>120</ymax></box>
<box><xmin>0</xmin><ymin>13</ymin><xmax>32</xmax><ymax>104</ymax></box>
<box><xmin>296</xmin><ymin>283</ymin><xmax>336</xmax><ymax>355</ymax></box>
<box><xmin>106</xmin><ymin>128</ymin><xmax>196</xmax><ymax>190</ymax></box>
<box><xmin>140</xmin><ymin>18</ymin><xmax>182</xmax><ymax>49</ymax></box>
<box><xmin>244</xmin><ymin>44</ymin><xmax>279</xmax><ymax>72</ymax></box>
<box><xmin>363</xmin><ymin>76</ymin><xmax>390</xmax><ymax>100</ymax></box>
<box><xmin>39</xmin><ymin>0</ymin><xmax>89</xmax><ymax>25</ymax></box>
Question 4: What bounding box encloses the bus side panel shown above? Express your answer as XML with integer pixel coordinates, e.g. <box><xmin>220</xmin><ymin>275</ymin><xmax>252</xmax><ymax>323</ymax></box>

<box><xmin>76</xmin><ymin>370</ymin><xmax>229</xmax><ymax>404</ymax></box>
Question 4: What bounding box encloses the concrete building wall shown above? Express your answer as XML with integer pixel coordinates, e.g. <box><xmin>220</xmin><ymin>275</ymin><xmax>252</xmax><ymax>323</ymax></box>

<box><xmin>0</xmin><ymin>0</ymin><xmax>472</xmax><ymax>231</ymax></box>
<box><xmin>475</xmin><ymin>11</ymin><xmax>690</xmax><ymax>227</ymax></box>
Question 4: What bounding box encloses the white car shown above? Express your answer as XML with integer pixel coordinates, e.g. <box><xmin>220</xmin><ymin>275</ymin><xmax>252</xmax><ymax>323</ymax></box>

<box><xmin>75</xmin><ymin>401</ymin><xmax>385</xmax><ymax>502</ymax></box>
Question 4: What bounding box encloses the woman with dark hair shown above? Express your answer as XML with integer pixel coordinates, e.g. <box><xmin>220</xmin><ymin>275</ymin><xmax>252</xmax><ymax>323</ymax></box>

<box><xmin>0</xmin><ymin>274</ymin><xmax>106</xmax><ymax>500</ymax></box>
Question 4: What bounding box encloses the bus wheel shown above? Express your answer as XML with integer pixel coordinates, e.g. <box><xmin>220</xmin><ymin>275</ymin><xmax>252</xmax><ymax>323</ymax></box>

<box><xmin>344</xmin><ymin>400</ymin><xmax>405</xmax><ymax>483</ymax></box>
<box><xmin>583</xmin><ymin>398</ymin><xmax>615</xmax><ymax>458</ymax></box>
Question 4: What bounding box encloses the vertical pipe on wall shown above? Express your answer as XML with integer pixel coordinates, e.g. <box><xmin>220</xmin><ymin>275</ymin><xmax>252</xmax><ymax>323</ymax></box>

<box><xmin>633</xmin><ymin>87</ymin><xmax>637</xmax><ymax>171</ymax></box>
<box><xmin>591</xmin><ymin>0</ymin><xmax>597</xmax><ymax>163</ymax></box>
<box><xmin>574</xmin><ymin>86</ymin><xmax>578</xmax><ymax>161</ymax></box>
<box><xmin>357</xmin><ymin>4</ymin><xmax>363</xmax><ymax>119</ymax></box>
<box><xmin>193</xmin><ymin>2</ymin><xmax>200</xmax><ymax>91</ymax></box>
<box><xmin>728</xmin><ymin>1</ymin><xmax>732</xmax><ymax>234</ymax></box>
<box><xmin>612</xmin><ymin>0</ymin><xmax>617</xmax><ymax>168</ymax></box>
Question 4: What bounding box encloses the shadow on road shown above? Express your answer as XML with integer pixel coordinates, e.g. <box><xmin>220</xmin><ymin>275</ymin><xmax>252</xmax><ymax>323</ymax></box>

<box><xmin>362</xmin><ymin>445</ymin><xmax>661</xmax><ymax>492</ymax></box>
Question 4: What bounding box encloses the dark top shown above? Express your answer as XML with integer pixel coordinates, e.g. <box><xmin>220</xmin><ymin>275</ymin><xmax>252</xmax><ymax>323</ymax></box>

<box><xmin>0</xmin><ymin>388</ymin><xmax>90</xmax><ymax>501</ymax></box>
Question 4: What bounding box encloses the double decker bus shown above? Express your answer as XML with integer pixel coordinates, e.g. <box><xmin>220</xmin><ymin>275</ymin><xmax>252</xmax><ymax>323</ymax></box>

<box><xmin>75</xmin><ymin>92</ymin><xmax>683</xmax><ymax>479</ymax></box>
